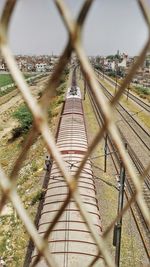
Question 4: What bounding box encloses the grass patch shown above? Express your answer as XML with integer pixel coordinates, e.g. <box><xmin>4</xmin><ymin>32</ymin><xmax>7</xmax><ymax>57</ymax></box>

<box><xmin>31</xmin><ymin>160</ymin><xmax>38</xmax><ymax>172</ymax></box>
<box><xmin>0</xmin><ymin>85</ymin><xmax>15</xmax><ymax>97</ymax></box>
<box><xmin>136</xmin><ymin>86</ymin><xmax>150</xmax><ymax>95</ymax></box>
<box><xmin>0</xmin><ymin>73</ymin><xmax>33</xmax><ymax>97</ymax></box>
<box><xmin>12</xmin><ymin>105</ymin><xmax>33</xmax><ymax>138</ymax></box>
<box><xmin>133</xmin><ymin>85</ymin><xmax>150</xmax><ymax>102</ymax></box>
<box><xmin>0</xmin><ymin>73</ymin><xmax>31</xmax><ymax>88</ymax></box>
<box><xmin>0</xmin><ymin>74</ymin><xmax>15</xmax><ymax>87</ymax></box>
<box><xmin>14</xmin><ymin>104</ymin><xmax>33</xmax><ymax>130</ymax></box>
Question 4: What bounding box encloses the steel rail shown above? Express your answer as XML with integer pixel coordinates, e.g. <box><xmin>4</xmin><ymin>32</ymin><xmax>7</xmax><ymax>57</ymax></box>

<box><xmin>95</xmin><ymin>70</ymin><xmax>150</xmax><ymax>113</ymax></box>
<box><xmin>87</xmin><ymin>84</ymin><xmax>150</xmax><ymax>261</ymax></box>
<box><xmin>108</xmin><ymin>135</ymin><xmax>150</xmax><ymax>237</ymax></box>
<box><xmin>89</xmin><ymin>82</ymin><xmax>150</xmax><ymax>227</ymax></box>
<box><xmin>87</xmin><ymin>81</ymin><xmax>150</xmax><ymax>213</ymax></box>
<box><xmin>98</xmin><ymin>80</ymin><xmax>150</xmax><ymax>151</ymax></box>
<box><xmin>106</xmin><ymin>131</ymin><xmax>150</xmax><ymax>261</ymax></box>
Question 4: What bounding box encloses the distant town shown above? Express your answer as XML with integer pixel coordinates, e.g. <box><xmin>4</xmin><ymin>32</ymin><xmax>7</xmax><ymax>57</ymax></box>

<box><xmin>90</xmin><ymin>51</ymin><xmax>150</xmax><ymax>89</ymax></box>
<box><xmin>0</xmin><ymin>55</ymin><xmax>58</xmax><ymax>73</ymax></box>
<box><xmin>0</xmin><ymin>51</ymin><xmax>150</xmax><ymax>90</ymax></box>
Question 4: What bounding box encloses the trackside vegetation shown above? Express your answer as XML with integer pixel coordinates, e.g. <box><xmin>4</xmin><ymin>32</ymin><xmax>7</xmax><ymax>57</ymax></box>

<box><xmin>11</xmin><ymin>68</ymin><xmax>69</xmax><ymax>140</ymax></box>
<box><xmin>12</xmin><ymin>105</ymin><xmax>33</xmax><ymax>139</ymax></box>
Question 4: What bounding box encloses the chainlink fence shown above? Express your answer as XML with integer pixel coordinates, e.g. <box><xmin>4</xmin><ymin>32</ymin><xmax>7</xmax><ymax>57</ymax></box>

<box><xmin>0</xmin><ymin>0</ymin><xmax>150</xmax><ymax>267</ymax></box>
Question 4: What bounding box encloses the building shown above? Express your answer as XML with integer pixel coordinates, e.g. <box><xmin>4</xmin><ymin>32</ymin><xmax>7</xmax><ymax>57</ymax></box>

<box><xmin>118</xmin><ymin>54</ymin><xmax>128</xmax><ymax>68</ymax></box>
<box><xmin>0</xmin><ymin>63</ymin><xmax>6</xmax><ymax>71</ymax></box>
<box><xmin>35</xmin><ymin>63</ymin><xmax>47</xmax><ymax>72</ymax></box>
<box><xmin>0</xmin><ymin>58</ymin><xmax>7</xmax><ymax>71</ymax></box>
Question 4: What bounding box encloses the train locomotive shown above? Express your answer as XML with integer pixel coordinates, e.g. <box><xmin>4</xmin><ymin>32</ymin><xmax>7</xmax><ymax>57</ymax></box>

<box><xmin>31</xmin><ymin>70</ymin><xmax>104</xmax><ymax>266</ymax></box>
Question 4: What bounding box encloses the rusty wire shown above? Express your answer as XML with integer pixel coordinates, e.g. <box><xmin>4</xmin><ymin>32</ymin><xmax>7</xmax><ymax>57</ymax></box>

<box><xmin>0</xmin><ymin>0</ymin><xmax>150</xmax><ymax>266</ymax></box>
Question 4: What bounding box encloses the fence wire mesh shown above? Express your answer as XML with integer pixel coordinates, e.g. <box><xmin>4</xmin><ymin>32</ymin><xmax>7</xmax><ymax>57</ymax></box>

<box><xmin>0</xmin><ymin>0</ymin><xmax>150</xmax><ymax>266</ymax></box>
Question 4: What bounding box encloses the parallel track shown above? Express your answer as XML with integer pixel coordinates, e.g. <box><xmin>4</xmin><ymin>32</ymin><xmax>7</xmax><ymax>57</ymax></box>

<box><xmin>108</xmin><ymin>135</ymin><xmax>150</xmax><ymax>260</ymax></box>
<box><xmin>87</xmin><ymin>85</ymin><xmax>150</xmax><ymax>261</ymax></box>
<box><xmin>95</xmin><ymin>70</ymin><xmax>150</xmax><ymax>113</ymax></box>
<box><xmin>98</xmin><ymin>80</ymin><xmax>150</xmax><ymax>151</ymax></box>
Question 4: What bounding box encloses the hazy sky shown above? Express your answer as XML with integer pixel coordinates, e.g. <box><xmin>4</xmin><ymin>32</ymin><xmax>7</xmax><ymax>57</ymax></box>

<box><xmin>0</xmin><ymin>0</ymin><xmax>149</xmax><ymax>56</ymax></box>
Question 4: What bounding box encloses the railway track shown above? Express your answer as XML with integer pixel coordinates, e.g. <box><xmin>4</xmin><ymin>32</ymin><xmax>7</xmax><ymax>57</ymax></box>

<box><xmin>87</xmin><ymin>84</ymin><xmax>150</xmax><ymax>261</ymax></box>
<box><xmin>120</xmin><ymin>133</ymin><xmax>150</xmax><ymax>195</ymax></box>
<box><xmin>107</xmin><ymin>134</ymin><xmax>150</xmax><ymax>260</ymax></box>
<box><xmin>95</xmin><ymin>70</ymin><xmax>150</xmax><ymax>113</ymax></box>
<box><xmin>98</xmin><ymin>80</ymin><xmax>150</xmax><ymax>151</ymax></box>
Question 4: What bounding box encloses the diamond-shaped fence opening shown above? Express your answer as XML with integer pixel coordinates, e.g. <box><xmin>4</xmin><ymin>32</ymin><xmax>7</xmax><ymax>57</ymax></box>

<box><xmin>0</xmin><ymin>0</ymin><xmax>150</xmax><ymax>267</ymax></box>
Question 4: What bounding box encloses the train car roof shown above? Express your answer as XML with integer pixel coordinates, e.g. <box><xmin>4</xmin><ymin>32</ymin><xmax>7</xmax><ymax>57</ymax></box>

<box><xmin>66</xmin><ymin>86</ymin><xmax>81</xmax><ymax>99</ymax></box>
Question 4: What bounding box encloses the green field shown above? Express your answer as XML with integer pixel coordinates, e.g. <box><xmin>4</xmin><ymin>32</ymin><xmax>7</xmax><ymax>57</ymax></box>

<box><xmin>0</xmin><ymin>73</ymin><xmax>32</xmax><ymax>88</ymax></box>
<box><xmin>0</xmin><ymin>73</ymin><xmax>33</xmax><ymax>97</ymax></box>
<box><xmin>0</xmin><ymin>74</ymin><xmax>15</xmax><ymax>87</ymax></box>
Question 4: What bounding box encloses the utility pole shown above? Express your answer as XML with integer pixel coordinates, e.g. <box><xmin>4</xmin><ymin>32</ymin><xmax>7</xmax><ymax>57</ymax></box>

<box><xmin>126</xmin><ymin>83</ymin><xmax>130</xmax><ymax>101</ymax></box>
<box><xmin>114</xmin><ymin>143</ymin><xmax>127</xmax><ymax>267</ymax></box>
<box><xmin>103</xmin><ymin>58</ymin><xmax>105</xmax><ymax>79</ymax></box>
<box><xmin>115</xmin><ymin>74</ymin><xmax>117</xmax><ymax>94</ymax></box>
<box><xmin>79</xmin><ymin>66</ymin><xmax>82</xmax><ymax>79</ymax></box>
<box><xmin>115</xmin><ymin>60</ymin><xmax>118</xmax><ymax>95</ymax></box>
<box><xmin>84</xmin><ymin>77</ymin><xmax>86</xmax><ymax>100</ymax></box>
<box><xmin>104</xmin><ymin>134</ymin><xmax>108</xmax><ymax>172</ymax></box>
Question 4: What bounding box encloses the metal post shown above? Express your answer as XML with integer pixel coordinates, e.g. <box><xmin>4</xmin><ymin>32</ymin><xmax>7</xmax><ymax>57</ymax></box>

<box><xmin>79</xmin><ymin>66</ymin><xmax>81</xmax><ymax>79</ymax></box>
<box><xmin>114</xmin><ymin>143</ymin><xmax>127</xmax><ymax>267</ymax></box>
<box><xmin>115</xmin><ymin>61</ymin><xmax>118</xmax><ymax>95</ymax></box>
<box><xmin>127</xmin><ymin>84</ymin><xmax>130</xmax><ymax>101</ymax></box>
<box><xmin>104</xmin><ymin>134</ymin><xmax>108</xmax><ymax>172</ymax></box>
<box><xmin>115</xmin><ymin>73</ymin><xmax>117</xmax><ymax>95</ymax></box>
<box><xmin>103</xmin><ymin>59</ymin><xmax>105</xmax><ymax>80</ymax></box>
<box><xmin>84</xmin><ymin>77</ymin><xmax>86</xmax><ymax>100</ymax></box>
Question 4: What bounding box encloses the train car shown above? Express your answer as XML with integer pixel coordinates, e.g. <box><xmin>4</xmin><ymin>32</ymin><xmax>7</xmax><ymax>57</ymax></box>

<box><xmin>66</xmin><ymin>86</ymin><xmax>81</xmax><ymax>99</ymax></box>
<box><xmin>30</xmin><ymin>72</ymin><xmax>104</xmax><ymax>266</ymax></box>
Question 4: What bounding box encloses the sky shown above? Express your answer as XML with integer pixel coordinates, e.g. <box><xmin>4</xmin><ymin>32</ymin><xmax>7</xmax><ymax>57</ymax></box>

<box><xmin>0</xmin><ymin>0</ymin><xmax>149</xmax><ymax>56</ymax></box>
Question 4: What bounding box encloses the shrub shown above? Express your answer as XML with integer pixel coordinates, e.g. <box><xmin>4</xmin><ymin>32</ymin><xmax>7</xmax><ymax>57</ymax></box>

<box><xmin>108</xmin><ymin>71</ymin><xmax>116</xmax><ymax>78</ymax></box>
<box><xmin>59</xmin><ymin>66</ymin><xmax>69</xmax><ymax>84</ymax></box>
<box><xmin>31</xmin><ymin>161</ymin><xmax>38</xmax><ymax>172</ymax></box>
<box><xmin>136</xmin><ymin>86</ymin><xmax>150</xmax><ymax>96</ymax></box>
<box><xmin>57</xmin><ymin>96</ymin><xmax>64</xmax><ymax>105</ymax></box>
<box><xmin>95</xmin><ymin>64</ymin><xmax>103</xmax><ymax>71</ymax></box>
<box><xmin>59</xmin><ymin>76</ymin><xmax>65</xmax><ymax>84</ymax></box>
<box><xmin>11</xmin><ymin>127</ymin><xmax>23</xmax><ymax>139</ymax></box>
<box><xmin>63</xmin><ymin>67</ymin><xmax>69</xmax><ymax>75</ymax></box>
<box><xmin>11</xmin><ymin>105</ymin><xmax>33</xmax><ymax>140</ymax></box>
<box><xmin>13</xmin><ymin>105</ymin><xmax>33</xmax><ymax>133</ymax></box>
<box><xmin>56</xmin><ymin>84</ymin><xmax>65</xmax><ymax>95</ymax></box>
<box><xmin>31</xmin><ymin>190</ymin><xmax>43</xmax><ymax>205</ymax></box>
